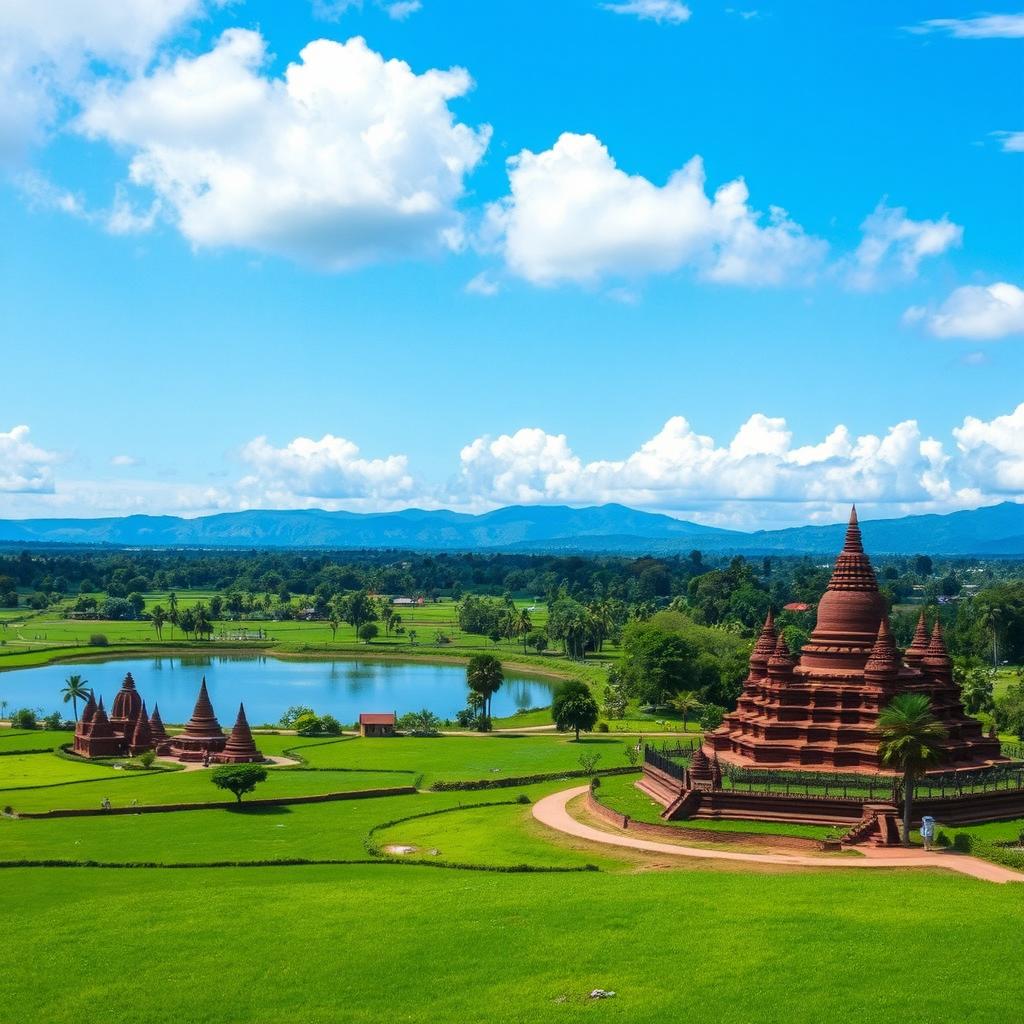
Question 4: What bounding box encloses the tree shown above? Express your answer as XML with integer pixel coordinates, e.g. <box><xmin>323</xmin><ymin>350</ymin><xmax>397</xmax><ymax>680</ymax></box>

<box><xmin>341</xmin><ymin>590</ymin><xmax>376</xmax><ymax>639</ymax></box>
<box><xmin>328</xmin><ymin>613</ymin><xmax>340</xmax><ymax>641</ymax></box>
<box><xmin>667</xmin><ymin>690</ymin><xmax>702</xmax><ymax>732</ymax></box>
<box><xmin>359</xmin><ymin>622</ymin><xmax>379</xmax><ymax>644</ymax></box>
<box><xmin>151</xmin><ymin>605</ymin><xmax>167</xmax><ymax>640</ymax></box>
<box><xmin>527</xmin><ymin>629</ymin><xmax>548</xmax><ymax>654</ymax></box>
<box><xmin>211</xmin><ymin>764</ymin><xmax>268</xmax><ymax>804</ymax></box>
<box><xmin>167</xmin><ymin>591</ymin><xmax>179</xmax><ymax>640</ymax></box>
<box><xmin>280</xmin><ymin>705</ymin><xmax>315</xmax><ymax>729</ymax></box>
<box><xmin>552</xmin><ymin>680</ymin><xmax>599</xmax><ymax>741</ymax></box>
<box><xmin>876</xmin><ymin>694</ymin><xmax>948</xmax><ymax>847</ymax></box>
<box><xmin>380</xmin><ymin>603</ymin><xmax>397</xmax><ymax>637</ymax></box>
<box><xmin>60</xmin><ymin>674</ymin><xmax>90</xmax><ymax>722</ymax></box>
<box><xmin>953</xmin><ymin>657</ymin><xmax>995</xmax><ymax>715</ymax></box>
<box><xmin>466</xmin><ymin>653</ymin><xmax>504</xmax><ymax>729</ymax></box>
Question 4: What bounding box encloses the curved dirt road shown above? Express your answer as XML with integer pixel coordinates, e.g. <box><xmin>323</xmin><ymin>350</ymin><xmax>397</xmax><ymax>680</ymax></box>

<box><xmin>532</xmin><ymin>785</ymin><xmax>1024</xmax><ymax>884</ymax></box>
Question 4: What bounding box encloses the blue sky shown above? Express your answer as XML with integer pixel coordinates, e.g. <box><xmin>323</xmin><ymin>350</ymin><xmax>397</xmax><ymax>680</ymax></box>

<box><xmin>0</xmin><ymin>0</ymin><xmax>1022</xmax><ymax>529</ymax></box>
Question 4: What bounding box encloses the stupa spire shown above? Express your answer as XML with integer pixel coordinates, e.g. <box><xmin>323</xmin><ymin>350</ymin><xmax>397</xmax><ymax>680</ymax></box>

<box><xmin>180</xmin><ymin>677</ymin><xmax>224</xmax><ymax>739</ymax></box>
<box><xmin>768</xmin><ymin>633</ymin><xmax>794</xmax><ymax>671</ymax></box>
<box><xmin>90</xmin><ymin>697</ymin><xmax>114</xmax><ymax>738</ymax></box>
<box><xmin>749</xmin><ymin>609</ymin><xmax>778</xmax><ymax>670</ymax></box>
<box><xmin>904</xmin><ymin>610</ymin><xmax>931</xmax><ymax>664</ymax></box>
<box><xmin>131</xmin><ymin>701</ymin><xmax>153</xmax><ymax>752</ymax></box>
<box><xmin>220</xmin><ymin>703</ymin><xmax>262</xmax><ymax>761</ymax></box>
<box><xmin>865</xmin><ymin>617</ymin><xmax>899</xmax><ymax>676</ymax></box>
<box><xmin>80</xmin><ymin>691</ymin><xmax>97</xmax><ymax>726</ymax></box>
<box><xmin>923</xmin><ymin>620</ymin><xmax>951</xmax><ymax>670</ymax></box>
<box><xmin>149</xmin><ymin>703</ymin><xmax>168</xmax><ymax>742</ymax></box>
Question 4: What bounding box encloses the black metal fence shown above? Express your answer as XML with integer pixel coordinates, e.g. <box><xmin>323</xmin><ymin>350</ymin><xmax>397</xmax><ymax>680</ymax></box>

<box><xmin>643</xmin><ymin>745</ymin><xmax>686</xmax><ymax>782</ymax></box>
<box><xmin>913</xmin><ymin>765</ymin><xmax>1024</xmax><ymax>799</ymax></box>
<box><xmin>719</xmin><ymin>763</ymin><xmax>898</xmax><ymax>801</ymax></box>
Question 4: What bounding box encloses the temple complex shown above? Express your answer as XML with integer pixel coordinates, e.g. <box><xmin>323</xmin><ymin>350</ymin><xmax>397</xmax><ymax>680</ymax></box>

<box><xmin>72</xmin><ymin>674</ymin><xmax>263</xmax><ymax>764</ymax></box>
<box><xmin>638</xmin><ymin>507</ymin><xmax>1018</xmax><ymax>838</ymax></box>
<box><xmin>705</xmin><ymin>508</ymin><xmax>1003</xmax><ymax>773</ymax></box>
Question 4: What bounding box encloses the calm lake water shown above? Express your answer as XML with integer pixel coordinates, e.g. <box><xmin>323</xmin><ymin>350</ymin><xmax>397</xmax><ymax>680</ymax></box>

<box><xmin>0</xmin><ymin>655</ymin><xmax>556</xmax><ymax>725</ymax></box>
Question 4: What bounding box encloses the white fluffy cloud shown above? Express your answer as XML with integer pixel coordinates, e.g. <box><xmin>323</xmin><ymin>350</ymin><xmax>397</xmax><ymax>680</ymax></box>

<box><xmin>992</xmin><ymin>130</ymin><xmax>1024</xmax><ymax>152</ymax></box>
<box><xmin>77</xmin><ymin>30</ymin><xmax>491</xmax><ymax>269</ymax></box>
<box><xmin>0</xmin><ymin>425</ymin><xmax>58</xmax><ymax>492</ymax></box>
<box><xmin>846</xmin><ymin>201</ymin><xmax>962</xmax><ymax>290</ymax></box>
<box><xmin>0</xmin><ymin>0</ymin><xmax>205</xmax><ymax>162</ymax></box>
<box><xmin>240</xmin><ymin>433</ymin><xmax>414</xmax><ymax>502</ymax></box>
<box><xmin>907</xmin><ymin>282</ymin><xmax>1024</xmax><ymax>340</ymax></box>
<box><xmin>600</xmin><ymin>1</ymin><xmax>691</xmax><ymax>24</ymax></box>
<box><xmin>955</xmin><ymin>404</ymin><xmax>1024</xmax><ymax>494</ymax></box>
<box><xmin>456</xmin><ymin>415</ymin><xmax>967</xmax><ymax>512</ymax></box>
<box><xmin>908</xmin><ymin>14</ymin><xmax>1024</xmax><ymax>39</ymax></box>
<box><xmin>485</xmin><ymin>132</ymin><xmax>826</xmax><ymax>286</ymax></box>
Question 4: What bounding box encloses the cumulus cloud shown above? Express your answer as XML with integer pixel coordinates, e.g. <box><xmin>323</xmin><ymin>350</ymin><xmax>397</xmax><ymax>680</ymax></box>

<box><xmin>954</xmin><ymin>404</ymin><xmax>1024</xmax><ymax>494</ymax></box>
<box><xmin>386</xmin><ymin>1</ymin><xmax>422</xmax><ymax>19</ymax></box>
<box><xmin>77</xmin><ymin>31</ymin><xmax>491</xmax><ymax>269</ymax></box>
<box><xmin>0</xmin><ymin>0</ymin><xmax>205</xmax><ymax>163</ymax></box>
<box><xmin>110</xmin><ymin>454</ymin><xmax>141</xmax><ymax>467</ymax></box>
<box><xmin>485</xmin><ymin>132</ymin><xmax>826</xmax><ymax>286</ymax></box>
<box><xmin>465</xmin><ymin>271</ymin><xmax>500</xmax><ymax>296</ymax></box>
<box><xmin>908</xmin><ymin>14</ymin><xmax>1024</xmax><ymax>38</ymax></box>
<box><xmin>239</xmin><ymin>433</ymin><xmax>414</xmax><ymax>502</ymax></box>
<box><xmin>845</xmin><ymin>201</ymin><xmax>962</xmax><ymax>290</ymax></box>
<box><xmin>992</xmin><ymin>130</ymin><xmax>1024</xmax><ymax>152</ymax></box>
<box><xmin>907</xmin><ymin>282</ymin><xmax>1024</xmax><ymax>340</ymax></box>
<box><xmin>600</xmin><ymin>1</ymin><xmax>691</xmax><ymax>24</ymax></box>
<box><xmin>453</xmin><ymin>411</ymin><xmax>1018</xmax><ymax>516</ymax></box>
<box><xmin>0</xmin><ymin>425</ymin><xmax>58</xmax><ymax>492</ymax></box>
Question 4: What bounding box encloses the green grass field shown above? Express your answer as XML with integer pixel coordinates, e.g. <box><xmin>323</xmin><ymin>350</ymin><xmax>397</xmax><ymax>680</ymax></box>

<box><xmin>4</xmin><ymin>861</ymin><xmax>1024</xmax><ymax>1024</ymax></box>
<box><xmin>4</xmin><ymin>684</ymin><xmax>1024</xmax><ymax>1023</ymax></box>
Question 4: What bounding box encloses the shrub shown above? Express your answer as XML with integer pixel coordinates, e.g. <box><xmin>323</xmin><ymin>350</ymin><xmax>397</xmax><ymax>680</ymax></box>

<box><xmin>936</xmin><ymin>831</ymin><xmax>951</xmax><ymax>848</ymax></box>
<box><xmin>9</xmin><ymin>708</ymin><xmax>37</xmax><ymax>730</ymax></box>
<box><xmin>42</xmin><ymin>711</ymin><xmax>63</xmax><ymax>730</ymax></box>
<box><xmin>210</xmin><ymin>764</ymin><xmax>268</xmax><ymax>803</ymax></box>
<box><xmin>295</xmin><ymin>713</ymin><xmax>323</xmax><ymax>737</ymax></box>
<box><xmin>952</xmin><ymin>832</ymin><xmax>973</xmax><ymax>853</ymax></box>
<box><xmin>597</xmin><ymin>721</ymin><xmax>609</xmax><ymax>733</ymax></box>
<box><xmin>88</xmin><ymin>633</ymin><xmax>109</xmax><ymax>647</ymax></box>
<box><xmin>515</xmin><ymin>793</ymin><xmax>531</xmax><ymax>804</ymax></box>
<box><xmin>280</xmin><ymin>705</ymin><xmax>315</xmax><ymax>729</ymax></box>
<box><xmin>698</xmin><ymin>703</ymin><xmax>727</xmax><ymax>731</ymax></box>
<box><xmin>318</xmin><ymin>714</ymin><xmax>343</xmax><ymax>736</ymax></box>
<box><xmin>138</xmin><ymin>750</ymin><xmax>156</xmax><ymax>768</ymax></box>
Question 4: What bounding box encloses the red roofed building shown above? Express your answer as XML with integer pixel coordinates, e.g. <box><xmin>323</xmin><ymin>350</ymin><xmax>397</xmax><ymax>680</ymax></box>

<box><xmin>359</xmin><ymin>712</ymin><xmax>396</xmax><ymax>738</ymax></box>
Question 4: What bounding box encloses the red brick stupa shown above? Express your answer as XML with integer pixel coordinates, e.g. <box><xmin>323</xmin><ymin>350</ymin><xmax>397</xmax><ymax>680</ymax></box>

<box><xmin>212</xmin><ymin>704</ymin><xmax>264</xmax><ymax>763</ymax></box>
<box><xmin>168</xmin><ymin>678</ymin><xmax>227</xmax><ymax>762</ymax></box>
<box><xmin>109</xmin><ymin>672</ymin><xmax>143</xmax><ymax>735</ymax></box>
<box><xmin>706</xmin><ymin>507</ymin><xmax>1005</xmax><ymax>774</ymax></box>
<box><xmin>73</xmin><ymin>693</ymin><xmax>124</xmax><ymax>758</ymax></box>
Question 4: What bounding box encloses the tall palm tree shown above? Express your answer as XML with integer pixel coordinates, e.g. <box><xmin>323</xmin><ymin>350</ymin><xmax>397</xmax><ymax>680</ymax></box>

<box><xmin>876</xmin><ymin>693</ymin><xmax>948</xmax><ymax>847</ymax></box>
<box><xmin>668</xmin><ymin>691</ymin><xmax>703</xmax><ymax>733</ymax></box>
<box><xmin>151</xmin><ymin>605</ymin><xmax>167</xmax><ymax>641</ymax></box>
<box><xmin>978</xmin><ymin>604</ymin><xmax>1003</xmax><ymax>669</ymax></box>
<box><xmin>60</xmin><ymin>674</ymin><xmax>90</xmax><ymax>723</ymax></box>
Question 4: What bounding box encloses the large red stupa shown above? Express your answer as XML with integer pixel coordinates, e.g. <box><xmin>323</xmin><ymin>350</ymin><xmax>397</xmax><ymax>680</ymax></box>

<box><xmin>705</xmin><ymin>507</ymin><xmax>1005</xmax><ymax>774</ymax></box>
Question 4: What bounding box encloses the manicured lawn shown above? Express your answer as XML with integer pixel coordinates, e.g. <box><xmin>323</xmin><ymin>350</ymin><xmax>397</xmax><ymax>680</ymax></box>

<box><xmin>0</xmin><ymin>781</ymin><xmax>613</xmax><ymax>868</ymax></box>
<box><xmin>0</xmin><ymin>729</ymin><xmax>71</xmax><ymax>749</ymax></box>
<box><xmin>3</xmin><ymin>862</ymin><xmax>1024</xmax><ymax>1024</ymax></box>
<box><xmin>595</xmin><ymin>772</ymin><xmax>837</xmax><ymax>840</ymax></box>
<box><xmin>0</xmin><ymin>765</ymin><xmax>410</xmax><ymax>812</ymax></box>
<box><xmin>0</xmin><ymin>751</ymin><xmax>130</xmax><ymax>788</ymax></box>
<box><xmin>297</xmin><ymin>733</ymin><xmax>633</xmax><ymax>785</ymax></box>
<box><xmin>373</xmin><ymin>797</ymin><xmax>619</xmax><ymax>869</ymax></box>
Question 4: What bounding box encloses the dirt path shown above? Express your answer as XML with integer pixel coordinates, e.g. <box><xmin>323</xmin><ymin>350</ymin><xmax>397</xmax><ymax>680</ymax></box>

<box><xmin>532</xmin><ymin>785</ymin><xmax>1024</xmax><ymax>884</ymax></box>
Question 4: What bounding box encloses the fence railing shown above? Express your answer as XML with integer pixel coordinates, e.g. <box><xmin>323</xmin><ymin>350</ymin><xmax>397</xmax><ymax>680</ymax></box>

<box><xmin>643</xmin><ymin>745</ymin><xmax>686</xmax><ymax>782</ymax></box>
<box><xmin>720</xmin><ymin>763</ymin><xmax>898</xmax><ymax>801</ymax></box>
<box><xmin>913</xmin><ymin>765</ymin><xmax>1024</xmax><ymax>799</ymax></box>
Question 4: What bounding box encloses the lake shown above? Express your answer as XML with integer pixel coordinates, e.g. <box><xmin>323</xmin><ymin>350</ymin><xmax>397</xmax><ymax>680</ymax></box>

<box><xmin>0</xmin><ymin>655</ymin><xmax>557</xmax><ymax>725</ymax></box>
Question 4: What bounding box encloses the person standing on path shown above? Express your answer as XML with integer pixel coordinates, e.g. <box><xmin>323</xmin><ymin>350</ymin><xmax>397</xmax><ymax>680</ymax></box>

<box><xmin>920</xmin><ymin>815</ymin><xmax>936</xmax><ymax>851</ymax></box>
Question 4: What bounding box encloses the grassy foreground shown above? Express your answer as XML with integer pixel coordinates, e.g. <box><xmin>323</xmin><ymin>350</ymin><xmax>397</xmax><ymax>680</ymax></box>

<box><xmin>4</xmin><ymin>862</ymin><xmax>1024</xmax><ymax>1024</ymax></box>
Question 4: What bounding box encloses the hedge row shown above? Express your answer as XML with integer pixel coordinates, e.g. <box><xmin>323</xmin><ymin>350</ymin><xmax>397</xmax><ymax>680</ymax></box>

<box><xmin>945</xmin><ymin>831</ymin><xmax>1024</xmax><ymax>871</ymax></box>
<box><xmin>54</xmin><ymin>744</ymin><xmax>184</xmax><ymax>773</ymax></box>
<box><xmin>0</xmin><ymin>857</ymin><xmax>597</xmax><ymax>873</ymax></box>
<box><xmin>0</xmin><ymin>748</ymin><xmax>57</xmax><ymax>757</ymax></box>
<box><xmin>429</xmin><ymin>765</ymin><xmax>639</xmax><ymax>792</ymax></box>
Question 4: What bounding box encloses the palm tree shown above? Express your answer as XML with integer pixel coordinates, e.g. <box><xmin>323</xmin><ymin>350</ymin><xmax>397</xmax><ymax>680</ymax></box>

<box><xmin>60</xmin><ymin>674</ymin><xmax>90</xmax><ymax>723</ymax></box>
<box><xmin>151</xmin><ymin>605</ymin><xmax>167</xmax><ymax>641</ymax></box>
<box><xmin>167</xmin><ymin>591</ymin><xmax>179</xmax><ymax>641</ymax></box>
<box><xmin>668</xmin><ymin>690</ymin><xmax>703</xmax><ymax>733</ymax></box>
<box><xmin>467</xmin><ymin>653</ymin><xmax>504</xmax><ymax>729</ymax></box>
<box><xmin>978</xmin><ymin>604</ymin><xmax>1003</xmax><ymax>669</ymax></box>
<box><xmin>876</xmin><ymin>693</ymin><xmax>948</xmax><ymax>847</ymax></box>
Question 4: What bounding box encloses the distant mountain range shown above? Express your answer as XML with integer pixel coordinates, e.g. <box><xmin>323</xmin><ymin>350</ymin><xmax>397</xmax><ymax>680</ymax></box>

<box><xmin>0</xmin><ymin>501</ymin><xmax>1022</xmax><ymax>556</ymax></box>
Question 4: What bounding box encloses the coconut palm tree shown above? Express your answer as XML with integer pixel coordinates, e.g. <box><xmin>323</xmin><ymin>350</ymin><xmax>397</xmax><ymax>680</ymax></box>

<box><xmin>668</xmin><ymin>691</ymin><xmax>703</xmax><ymax>733</ymax></box>
<box><xmin>876</xmin><ymin>693</ymin><xmax>948</xmax><ymax>847</ymax></box>
<box><xmin>151</xmin><ymin>605</ymin><xmax>167</xmax><ymax>641</ymax></box>
<box><xmin>60</xmin><ymin>674</ymin><xmax>90</xmax><ymax>723</ymax></box>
